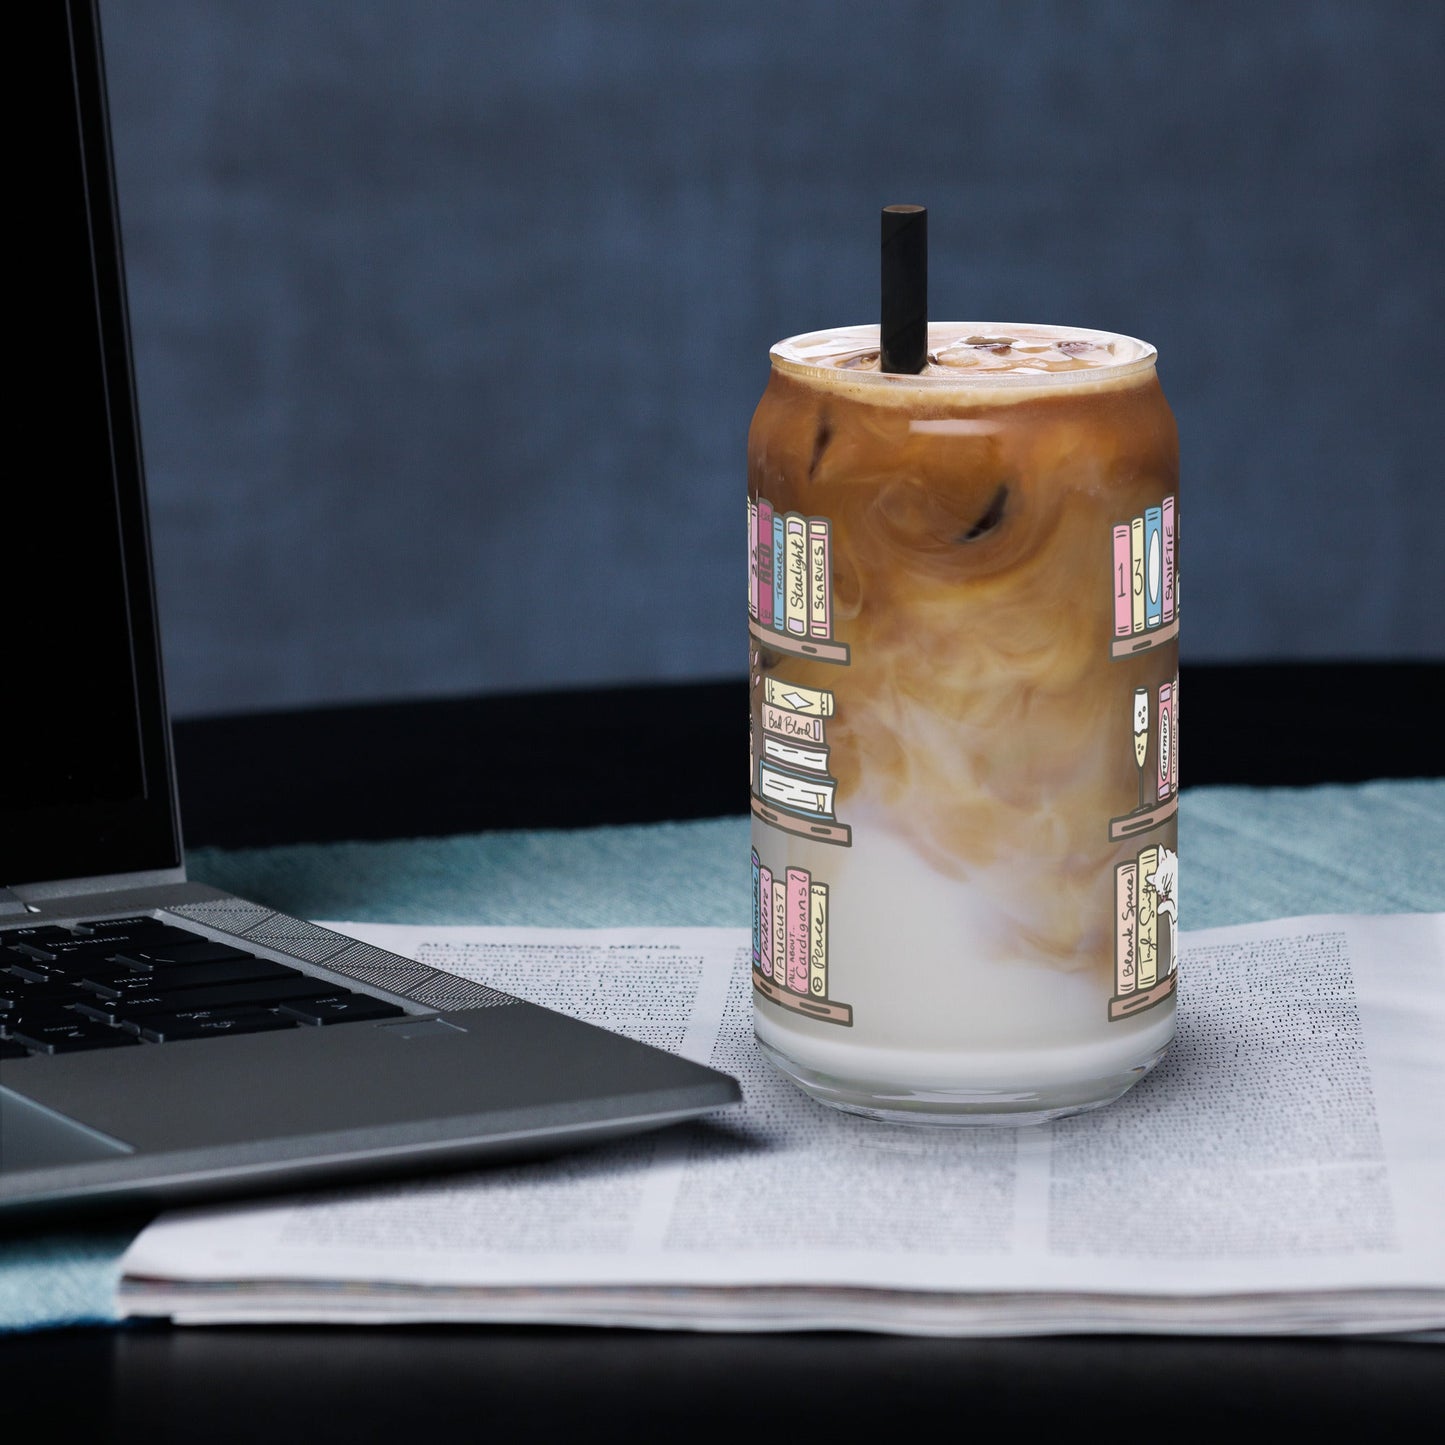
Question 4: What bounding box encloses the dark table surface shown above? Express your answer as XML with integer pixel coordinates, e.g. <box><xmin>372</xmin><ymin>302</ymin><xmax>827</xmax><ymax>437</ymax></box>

<box><xmin>7</xmin><ymin>663</ymin><xmax>1442</xmax><ymax>1437</ymax></box>
<box><xmin>173</xmin><ymin>662</ymin><xmax>1440</xmax><ymax>848</ymax></box>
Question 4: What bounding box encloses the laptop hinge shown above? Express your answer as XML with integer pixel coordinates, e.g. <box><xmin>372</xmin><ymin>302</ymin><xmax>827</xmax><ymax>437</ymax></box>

<box><xmin>0</xmin><ymin>886</ymin><xmax>37</xmax><ymax>918</ymax></box>
<box><xmin>7</xmin><ymin>866</ymin><xmax>189</xmax><ymax>907</ymax></box>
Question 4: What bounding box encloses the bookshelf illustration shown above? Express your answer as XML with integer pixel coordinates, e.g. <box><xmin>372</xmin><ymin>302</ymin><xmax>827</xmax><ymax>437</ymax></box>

<box><xmin>750</xmin><ymin>676</ymin><xmax>853</xmax><ymax>846</ymax></box>
<box><xmin>751</xmin><ymin>850</ymin><xmax>853</xmax><ymax>1026</ymax></box>
<box><xmin>1109</xmin><ymin>673</ymin><xmax>1181</xmax><ymax>840</ymax></box>
<box><xmin>749</xmin><ymin>496</ymin><xmax>850</xmax><ymax>663</ymax></box>
<box><xmin>1109</xmin><ymin>494</ymin><xmax>1179</xmax><ymax>659</ymax></box>
<box><xmin>1110</xmin><ymin>843</ymin><xmax>1178</xmax><ymax>1020</ymax></box>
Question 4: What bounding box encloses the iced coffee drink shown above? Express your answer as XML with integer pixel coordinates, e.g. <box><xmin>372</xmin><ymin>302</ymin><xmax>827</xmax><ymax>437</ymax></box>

<box><xmin>747</xmin><ymin>322</ymin><xmax>1180</xmax><ymax>1122</ymax></box>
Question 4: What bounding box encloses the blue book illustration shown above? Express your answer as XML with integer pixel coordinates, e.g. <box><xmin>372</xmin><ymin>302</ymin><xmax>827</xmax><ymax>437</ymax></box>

<box><xmin>772</xmin><ymin>513</ymin><xmax>786</xmax><ymax>630</ymax></box>
<box><xmin>751</xmin><ymin>848</ymin><xmax>761</xmax><ymax>966</ymax></box>
<box><xmin>1144</xmin><ymin>506</ymin><xmax>1163</xmax><ymax>630</ymax></box>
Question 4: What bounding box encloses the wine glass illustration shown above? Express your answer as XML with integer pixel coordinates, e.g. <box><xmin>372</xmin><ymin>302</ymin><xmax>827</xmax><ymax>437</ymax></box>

<box><xmin>1132</xmin><ymin>687</ymin><xmax>1149</xmax><ymax>812</ymax></box>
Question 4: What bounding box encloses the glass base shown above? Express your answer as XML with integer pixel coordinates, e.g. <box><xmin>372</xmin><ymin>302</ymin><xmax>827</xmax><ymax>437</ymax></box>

<box><xmin>756</xmin><ymin>1036</ymin><xmax>1170</xmax><ymax>1127</ymax></box>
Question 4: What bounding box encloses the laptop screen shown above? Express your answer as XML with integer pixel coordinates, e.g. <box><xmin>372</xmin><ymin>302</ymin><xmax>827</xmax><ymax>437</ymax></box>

<box><xmin>1</xmin><ymin>1</ymin><xmax>181</xmax><ymax>888</ymax></box>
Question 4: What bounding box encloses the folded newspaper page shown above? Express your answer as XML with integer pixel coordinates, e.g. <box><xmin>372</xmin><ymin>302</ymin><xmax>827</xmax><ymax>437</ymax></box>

<box><xmin>118</xmin><ymin>913</ymin><xmax>1445</xmax><ymax>1334</ymax></box>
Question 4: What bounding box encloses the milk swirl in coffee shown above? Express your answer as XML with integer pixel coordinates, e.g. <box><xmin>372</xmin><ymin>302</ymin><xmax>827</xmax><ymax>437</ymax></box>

<box><xmin>747</xmin><ymin>323</ymin><xmax>1180</xmax><ymax>1122</ymax></box>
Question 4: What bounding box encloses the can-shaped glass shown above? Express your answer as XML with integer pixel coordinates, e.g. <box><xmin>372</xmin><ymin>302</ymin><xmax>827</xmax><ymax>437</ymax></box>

<box><xmin>746</xmin><ymin>323</ymin><xmax>1180</xmax><ymax>1124</ymax></box>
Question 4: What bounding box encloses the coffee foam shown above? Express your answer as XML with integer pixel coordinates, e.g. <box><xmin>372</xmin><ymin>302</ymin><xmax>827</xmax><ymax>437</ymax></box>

<box><xmin>772</xmin><ymin>323</ymin><xmax>1157</xmax><ymax>405</ymax></box>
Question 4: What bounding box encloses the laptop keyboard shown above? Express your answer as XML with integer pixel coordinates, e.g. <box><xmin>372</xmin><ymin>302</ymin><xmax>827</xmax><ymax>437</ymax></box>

<box><xmin>0</xmin><ymin>915</ymin><xmax>405</xmax><ymax>1058</ymax></box>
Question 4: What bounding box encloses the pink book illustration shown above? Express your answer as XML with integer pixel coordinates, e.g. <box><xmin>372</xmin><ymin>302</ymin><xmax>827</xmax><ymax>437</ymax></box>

<box><xmin>1115</xmin><ymin>861</ymin><xmax>1138</xmax><ymax>996</ymax></box>
<box><xmin>1157</xmin><ymin>682</ymin><xmax>1174</xmax><ymax>800</ymax></box>
<box><xmin>1112</xmin><ymin>524</ymin><xmax>1132</xmax><ymax>637</ymax></box>
<box><xmin>1171</xmin><ymin>672</ymin><xmax>1180</xmax><ymax>793</ymax></box>
<box><xmin>748</xmin><ymin>498</ymin><xmax>758</xmax><ymax>622</ymax></box>
<box><xmin>786</xmin><ymin>867</ymin><xmax>811</xmax><ymax>994</ymax></box>
<box><xmin>758</xmin><ymin>864</ymin><xmax>774</xmax><ymax>976</ymax></box>
<box><xmin>771</xmin><ymin>878</ymin><xmax>786</xmax><ymax>984</ymax></box>
<box><xmin>808</xmin><ymin>518</ymin><xmax>831</xmax><ymax>638</ymax></box>
<box><xmin>756</xmin><ymin>499</ymin><xmax>774</xmax><ymax>625</ymax></box>
<box><xmin>1161</xmin><ymin>496</ymin><xmax>1176</xmax><ymax>624</ymax></box>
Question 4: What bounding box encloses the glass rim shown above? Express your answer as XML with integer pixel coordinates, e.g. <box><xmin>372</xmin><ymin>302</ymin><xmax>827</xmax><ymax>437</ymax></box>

<box><xmin>770</xmin><ymin>323</ymin><xmax>1159</xmax><ymax>391</ymax></box>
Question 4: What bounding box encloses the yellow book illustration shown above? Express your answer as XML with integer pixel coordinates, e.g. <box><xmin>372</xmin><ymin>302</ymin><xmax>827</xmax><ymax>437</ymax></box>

<box><xmin>809</xmin><ymin>883</ymin><xmax>828</xmax><ymax>997</ymax></box>
<box><xmin>763</xmin><ymin>677</ymin><xmax>835</xmax><ymax>717</ymax></box>
<box><xmin>1136</xmin><ymin>845</ymin><xmax>1159</xmax><ymax>988</ymax></box>
<box><xmin>784</xmin><ymin>515</ymin><xmax>808</xmax><ymax>636</ymax></box>
<box><xmin>770</xmin><ymin>878</ymin><xmax>787</xmax><ymax>987</ymax></box>
<box><xmin>1130</xmin><ymin>516</ymin><xmax>1146</xmax><ymax>634</ymax></box>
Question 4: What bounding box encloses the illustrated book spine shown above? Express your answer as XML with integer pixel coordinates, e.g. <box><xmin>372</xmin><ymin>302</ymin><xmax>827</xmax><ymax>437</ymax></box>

<box><xmin>772</xmin><ymin>512</ymin><xmax>786</xmax><ymax>631</ymax></box>
<box><xmin>809</xmin><ymin>882</ymin><xmax>828</xmax><ymax>997</ymax></box>
<box><xmin>756</xmin><ymin>500</ymin><xmax>774</xmax><ymax>625</ymax></box>
<box><xmin>1114</xmin><ymin>860</ymin><xmax>1138</xmax><ymax>997</ymax></box>
<box><xmin>748</xmin><ymin>498</ymin><xmax>758</xmax><ymax>622</ymax></box>
<box><xmin>770</xmin><ymin>877</ymin><xmax>785</xmax><ymax>982</ymax></box>
<box><xmin>785</xmin><ymin>515</ymin><xmax>807</xmax><ymax>636</ymax></box>
<box><xmin>1157</xmin><ymin>681</ymin><xmax>1174</xmax><ymax>800</ymax></box>
<box><xmin>786</xmin><ymin>868</ymin><xmax>810</xmax><ymax>994</ymax></box>
<box><xmin>1171</xmin><ymin>671</ymin><xmax>1180</xmax><ymax>793</ymax></box>
<box><xmin>1144</xmin><ymin>506</ymin><xmax>1163</xmax><ymax>630</ymax></box>
<box><xmin>1130</xmin><ymin>516</ymin><xmax>1146</xmax><ymax>633</ymax></box>
<box><xmin>758</xmin><ymin>863</ymin><xmax>774</xmax><ymax>977</ymax></box>
<box><xmin>762</xmin><ymin>736</ymin><xmax>830</xmax><ymax>774</ymax></box>
<box><xmin>1113</xmin><ymin>523</ymin><xmax>1132</xmax><ymax>638</ymax></box>
<box><xmin>757</xmin><ymin>762</ymin><xmax>837</xmax><ymax>818</ymax></box>
<box><xmin>761</xmin><ymin>701</ymin><xmax>825</xmax><ymax>743</ymax></box>
<box><xmin>1161</xmin><ymin>495</ymin><xmax>1176</xmax><ymax>624</ymax></box>
<box><xmin>751</xmin><ymin>848</ymin><xmax>761</xmax><ymax>968</ymax></box>
<box><xmin>808</xmin><ymin>518</ymin><xmax>831</xmax><ymax>639</ymax></box>
<box><xmin>1136</xmin><ymin>846</ymin><xmax>1159</xmax><ymax>988</ymax></box>
<box><xmin>762</xmin><ymin>678</ymin><xmax>834</xmax><ymax>717</ymax></box>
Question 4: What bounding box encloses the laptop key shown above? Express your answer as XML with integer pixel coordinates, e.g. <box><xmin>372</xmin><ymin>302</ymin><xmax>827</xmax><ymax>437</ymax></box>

<box><xmin>44</xmin><ymin>939</ymin><xmax>146</xmax><ymax>963</ymax></box>
<box><xmin>278</xmin><ymin>995</ymin><xmax>406</xmax><ymax>1025</ymax></box>
<box><xmin>86</xmin><ymin>981</ymin><xmax>285</xmax><ymax>1021</ymax></box>
<box><xmin>130</xmin><ymin>942</ymin><xmax>256</xmax><ymax>967</ymax></box>
<box><xmin>5</xmin><ymin>941</ymin><xmax>59</xmax><ymax>963</ymax></box>
<box><xmin>8</xmin><ymin>958</ymin><xmax>139</xmax><ymax>989</ymax></box>
<box><xmin>68</xmin><ymin>926</ymin><xmax>200</xmax><ymax>953</ymax></box>
<box><xmin>0</xmin><ymin>1003</ymin><xmax>88</xmax><ymax>1037</ymax></box>
<box><xmin>82</xmin><ymin>958</ymin><xmax>297</xmax><ymax>998</ymax></box>
<box><xmin>109</xmin><ymin>976</ymin><xmax>336</xmax><ymax>1020</ymax></box>
<box><xmin>67</xmin><ymin>916</ymin><xmax>167</xmax><ymax>933</ymax></box>
<box><xmin>136</xmin><ymin>1009</ymin><xmax>301</xmax><ymax>1043</ymax></box>
<box><xmin>0</xmin><ymin>975</ymin><xmax>89</xmax><ymax>1011</ymax></box>
<box><xmin>2</xmin><ymin>927</ymin><xmax>88</xmax><ymax>955</ymax></box>
<box><xmin>45</xmin><ymin>938</ymin><xmax>174</xmax><ymax>965</ymax></box>
<box><xmin>11</xmin><ymin>1018</ymin><xmax>143</xmax><ymax>1054</ymax></box>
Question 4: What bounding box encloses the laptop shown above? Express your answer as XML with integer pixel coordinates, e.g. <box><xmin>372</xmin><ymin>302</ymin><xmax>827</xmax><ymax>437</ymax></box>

<box><xmin>0</xmin><ymin>0</ymin><xmax>739</xmax><ymax>1220</ymax></box>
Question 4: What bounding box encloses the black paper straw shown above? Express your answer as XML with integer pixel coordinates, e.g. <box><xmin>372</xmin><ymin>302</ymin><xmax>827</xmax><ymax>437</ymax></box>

<box><xmin>880</xmin><ymin>204</ymin><xmax>927</xmax><ymax>374</ymax></box>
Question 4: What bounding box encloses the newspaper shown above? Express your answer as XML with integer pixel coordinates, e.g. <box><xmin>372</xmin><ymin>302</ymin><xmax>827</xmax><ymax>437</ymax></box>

<box><xmin>118</xmin><ymin>913</ymin><xmax>1445</xmax><ymax>1334</ymax></box>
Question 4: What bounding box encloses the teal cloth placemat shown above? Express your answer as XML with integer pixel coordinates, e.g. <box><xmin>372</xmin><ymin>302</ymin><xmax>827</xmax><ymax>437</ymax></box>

<box><xmin>5</xmin><ymin>779</ymin><xmax>1443</xmax><ymax>1332</ymax></box>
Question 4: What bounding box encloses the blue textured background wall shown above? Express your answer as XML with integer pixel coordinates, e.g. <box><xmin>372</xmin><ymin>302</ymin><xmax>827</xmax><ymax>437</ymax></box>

<box><xmin>101</xmin><ymin>0</ymin><xmax>1444</xmax><ymax>717</ymax></box>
